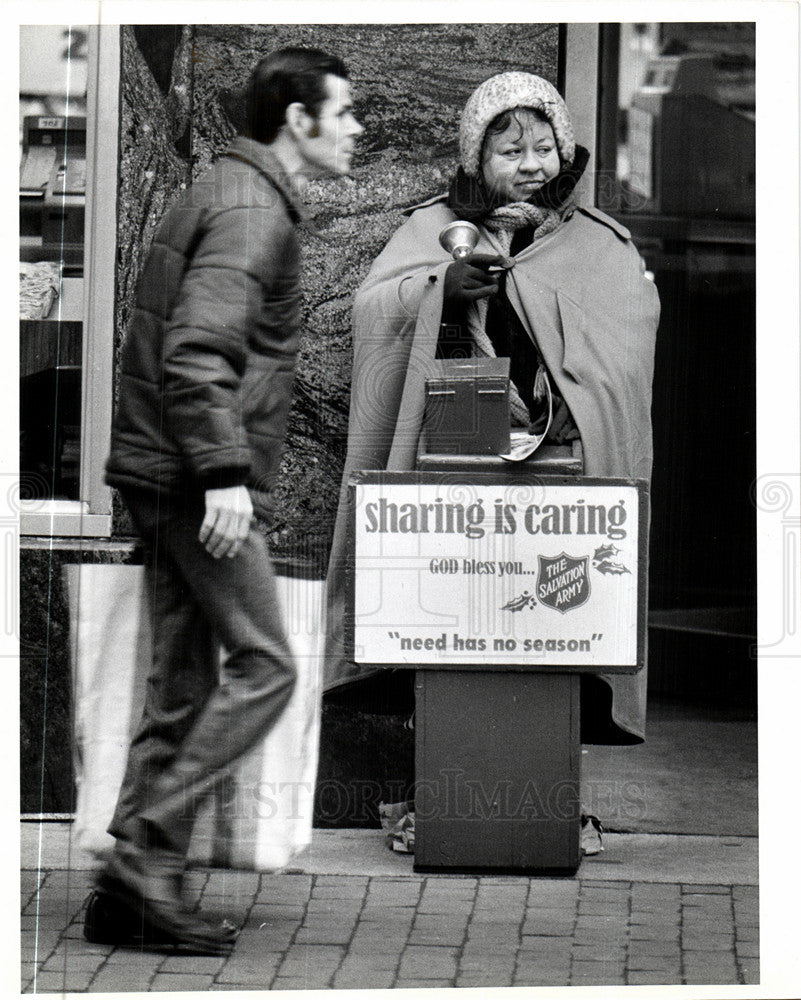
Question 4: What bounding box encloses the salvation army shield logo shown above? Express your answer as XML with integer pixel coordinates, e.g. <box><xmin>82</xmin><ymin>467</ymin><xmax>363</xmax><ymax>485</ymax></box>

<box><xmin>536</xmin><ymin>553</ymin><xmax>590</xmax><ymax>614</ymax></box>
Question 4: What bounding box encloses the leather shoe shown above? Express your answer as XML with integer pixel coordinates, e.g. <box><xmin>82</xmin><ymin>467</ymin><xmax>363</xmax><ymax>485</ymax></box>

<box><xmin>85</xmin><ymin>884</ymin><xmax>239</xmax><ymax>951</ymax></box>
<box><xmin>98</xmin><ymin>850</ymin><xmax>236</xmax><ymax>955</ymax></box>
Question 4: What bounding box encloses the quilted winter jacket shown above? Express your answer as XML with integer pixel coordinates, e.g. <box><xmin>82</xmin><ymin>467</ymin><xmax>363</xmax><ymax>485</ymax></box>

<box><xmin>105</xmin><ymin>137</ymin><xmax>306</xmax><ymax>499</ymax></box>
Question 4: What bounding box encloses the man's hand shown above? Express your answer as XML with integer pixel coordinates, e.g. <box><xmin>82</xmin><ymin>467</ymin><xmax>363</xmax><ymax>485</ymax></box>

<box><xmin>443</xmin><ymin>253</ymin><xmax>506</xmax><ymax>306</ymax></box>
<box><xmin>199</xmin><ymin>485</ymin><xmax>253</xmax><ymax>559</ymax></box>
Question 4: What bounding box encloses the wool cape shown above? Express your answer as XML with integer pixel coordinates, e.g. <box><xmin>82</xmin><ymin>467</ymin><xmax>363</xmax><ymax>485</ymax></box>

<box><xmin>325</xmin><ymin>196</ymin><xmax>660</xmax><ymax>743</ymax></box>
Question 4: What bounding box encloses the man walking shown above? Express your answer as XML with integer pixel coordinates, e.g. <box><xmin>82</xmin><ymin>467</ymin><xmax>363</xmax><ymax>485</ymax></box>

<box><xmin>91</xmin><ymin>47</ymin><xmax>362</xmax><ymax>954</ymax></box>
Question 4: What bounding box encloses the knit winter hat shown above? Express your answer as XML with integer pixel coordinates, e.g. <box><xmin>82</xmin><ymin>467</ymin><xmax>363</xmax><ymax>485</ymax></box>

<box><xmin>459</xmin><ymin>72</ymin><xmax>575</xmax><ymax>177</ymax></box>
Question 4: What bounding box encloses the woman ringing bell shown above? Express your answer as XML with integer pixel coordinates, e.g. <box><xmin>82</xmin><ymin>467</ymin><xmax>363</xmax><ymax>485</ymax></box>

<box><xmin>327</xmin><ymin>71</ymin><xmax>660</xmax><ymax>747</ymax></box>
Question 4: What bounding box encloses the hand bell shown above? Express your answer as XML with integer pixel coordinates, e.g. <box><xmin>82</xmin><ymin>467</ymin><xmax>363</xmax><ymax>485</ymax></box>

<box><xmin>439</xmin><ymin>220</ymin><xmax>480</xmax><ymax>259</ymax></box>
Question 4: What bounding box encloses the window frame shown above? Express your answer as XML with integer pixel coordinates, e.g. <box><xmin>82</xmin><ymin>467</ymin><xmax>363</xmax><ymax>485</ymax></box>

<box><xmin>20</xmin><ymin>25</ymin><xmax>119</xmax><ymax>538</ymax></box>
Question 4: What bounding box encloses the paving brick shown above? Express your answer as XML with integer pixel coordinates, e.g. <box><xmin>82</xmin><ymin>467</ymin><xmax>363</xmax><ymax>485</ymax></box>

<box><xmin>578</xmin><ymin>900</ymin><xmax>630</xmax><ymax>916</ymax></box>
<box><xmin>682</xmin><ymin>911</ymin><xmax>734</xmax><ymax>928</ymax></box>
<box><xmin>413</xmin><ymin>912</ymin><xmax>470</xmax><ymax>930</ymax></box>
<box><xmin>311</xmin><ymin>883</ymin><xmax>367</xmax><ymax>900</ymax></box>
<box><xmin>465</xmin><ymin>926</ymin><xmax>520</xmax><ymax>947</ymax></box>
<box><xmin>476</xmin><ymin>886</ymin><xmax>528</xmax><ymax>901</ymax></box>
<box><xmin>628</xmin><ymin>938</ymin><xmax>682</xmax><ymax>957</ymax></box>
<box><xmin>159</xmin><ymin>953</ymin><xmax>229</xmax><ymax>973</ymax></box>
<box><xmin>522</xmin><ymin>904</ymin><xmax>576</xmax><ymax>922</ymax></box>
<box><xmin>22</xmin><ymin>899</ymin><xmax>74</xmax><ymax>917</ymax></box>
<box><xmin>421</xmin><ymin>881</ymin><xmax>475</xmax><ymax>896</ymax></box>
<box><xmin>293</xmin><ymin>925</ymin><xmax>354</xmax><ymax>946</ymax></box>
<box><xmin>414</xmin><ymin>910</ymin><xmax>469</xmax><ymax>926</ymax></box>
<box><xmin>572</xmin><ymin>943</ymin><xmax>626</xmax><ymax>963</ymax></box>
<box><xmin>681</xmin><ymin>895</ymin><xmax>733</xmax><ymax>911</ymax></box>
<box><xmin>247</xmin><ymin>903</ymin><xmax>306</xmax><ymax>921</ymax></box>
<box><xmin>572</xmin><ymin>926</ymin><xmax>627</xmax><ymax>945</ymax></box>
<box><xmin>255</xmin><ymin>884</ymin><xmax>312</xmax><ymax>905</ymax></box>
<box><xmin>630</xmin><ymin>882</ymin><xmax>680</xmax><ymax>897</ymax></box>
<box><xmin>513</xmin><ymin>970</ymin><xmax>571</xmax><ymax>987</ymax></box>
<box><xmin>305</xmin><ymin>898</ymin><xmax>363</xmax><ymax>916</ymax></box>
<box><xmin>408</xmin><ymin>928</ymin><xmax>466</xmax><ymax>947</ymax></box>
<box><xmin>682</xmin><ymin>953</ymin><xmax>738</xmax><ymax>981</ymax></box>
<box><xmin>517</xmin><ymin>934</ymin><xmax>572</xmax><ymax>956</ymax></box>
<box><xmin>469</xmin><ymin>908</ymin><xmax>524</xmax><ymax>926</ymax></box>
<box><xmin>683</xmin><ymin>971</ymin><xmax>738</xmax><ymax>986</ymax></box>
<box><xmin>277</xmin><ymin>944</ymin><xmax>346</xmax><ymax>970</ymax></box>
<box><xmin>203</xmin><ymin>871</ymin><xmax>261</xmax><ymax>897</ymax></box>
<box><xmin>628</xmin><ymin>970</ymin><xmax>677</xmax><ymax>985</ymax></box>
<box><xmin>734</xmin><ymin>939</ymin><xmax>759</xmax><ymax>959</ymax></box>
<box><xmin>366</xmin><ymin>886</ymin><xmax>422</xmax><ymax>903</ymax></box>
<box><xmin>337</xmin><ymin>953</ymin><xmax>401</xmax><ymax>973</ymax></box>
<box><xmin>368</xmin><ymin>875</ymin><xmax>426</xmax><ymax>886</ymax></box>
<box><xmin>417</xmin><ymin>898</ymin><xmax>474</xmax><ymax>914</ymax></box>
<box><xmin>735</xmin><ymin>925</ymin><xmax>759</xmax><ymax>943</ymax></box>
<box><xmin>253</xmin><ymin>929</ymin><xmax>298</xmax><ymax>951</ymax></box>
<box><xmin>40</xmin><ymin>951</ymin><xmax>107</xmax><ymax>973</ymax></box>
<box><xmin>215</xmin><ymin>954</ymin><xmax>281</xmax><ymax>986</ymax></box>
<box><xmin>570</xmin><ymin>960</ymin><xmax>626</xmax><ymax>984</ymax></box>
<box><xmin>459</xmin><ymin>954</ymin><xmax>519</xmax><ymax>971</ymax></box>
<box><xmin>29</xmin><ymin>969</ymin><xmax>96</xmax><ymax>993</ymax></box>
<box><xmin>88</xmin><ymin>968</ymin><xmax>158</xmax><ymax>992</ymax></box>
<box><xmin>333</xmin><ymin>970</ymin><xmax>396</xmax><ymax>989</ymax></box>
<box><xmin>579</xmin><ymin>885</ymin><xmax>630</xmax><ymax>899</ymax></box>
<box><xmin>456</xmin><ymin>972</ymin><xmax>514</xmax><ymax>987</ymax></box>
<box><xmin>626</xmin><ymin>954</ymin><xmax>682</xmax><ymax>974</ymax></box>
<box><xmin>149</xmin><ymin>973</ymin><xmax>215</xmax><ymax>991</ymax></box>
<box><xmin>235</xmin><ymin>923</ymin><xmax>292</xmax><ymax>945</ymax></box>
<box><xmin>629</xmin><ymin>920</ymin><xmax>680</xmax><ymax>938</ymax></box>
<box><xmin>394</xmin><ymin>978</ymin><xmax>455</xmax><ymax>989</ymax></box>
<box><xmin>94</xmin><ymin>948</ymin><xmax>164</xmax><ymax>968</ymax></box>
<box><xmin>521</xmin><ymin>921</ymin><xmax>575</xmax><ymax>938</ymax></box>
<box><xmin>313</xmin><ymin>874</ymin><xmax>368</xmax><ymax>884</ymax></box>
<box><xmin>740</xmin><ymin>957</ymin><xmax>759</xmax><ymax>984</ymax></box>
<box><xmin>271</xmin><ymin>974</ymin><xmax>334</xmax><ymax>990</ymax></box>
<box><xmin>462</xmin><ymin>944</ymin><xmax>520</xmax><ymax>964</ymax></box>
<box><xmin>346</xmin><ymin>940</ymin><xmax>406</xmax><ymax>957</ymax></box>
<box><xmin>351</xmin><ymin>915</ymin><xmax>412</xmax><ymax>932</ymax></box>
<box><xmin>398</xmin><ymin>945</ymin><xmax>459</xmax><ymax>978</ymax></box>
<box><xmin>681</xmin><ymin>933</ymin><xmax>735</xmax><ymax>951</ymax></box>
<box><xmin>733</xmin><ymin>900</ymin><xmax>759</xmax><ymax>925</ymax></box>
<box><xmin>630</xmin><ymin>901</ymin><xmax>681</xmax><ymax>915</ymax></box>
<box><xmin>360</xmin><ymin>899</ymin><xmax>419</xmax><ymax>914</ymax></box>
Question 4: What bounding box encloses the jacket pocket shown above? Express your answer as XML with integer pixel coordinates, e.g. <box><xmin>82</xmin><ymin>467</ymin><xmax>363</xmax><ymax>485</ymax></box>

<box><xmin>556</xmin><ymin>289</ymin><xmax>589</xmax><ymax>385</ymax></box>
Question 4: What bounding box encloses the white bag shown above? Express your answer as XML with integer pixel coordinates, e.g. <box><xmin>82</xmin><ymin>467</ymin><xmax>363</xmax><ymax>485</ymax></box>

<box><xmin>65</xmin><ymin>562</ymin><xmax>324</xmax><ymax>872</ymax></box>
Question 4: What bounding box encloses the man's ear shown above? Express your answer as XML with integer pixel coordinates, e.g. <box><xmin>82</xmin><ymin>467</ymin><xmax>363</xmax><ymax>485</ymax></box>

<box><xmin>285</xmin><ymin>102</ymin><xmax>319</xmax><ymax>140</ymax></box>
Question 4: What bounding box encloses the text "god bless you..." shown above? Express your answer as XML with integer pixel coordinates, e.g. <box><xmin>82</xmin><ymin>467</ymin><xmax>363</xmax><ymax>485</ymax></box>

<box><xmin>362</xmin><ymin>497</ymin><xmax>629</xmax><ymax>541</ymax></box>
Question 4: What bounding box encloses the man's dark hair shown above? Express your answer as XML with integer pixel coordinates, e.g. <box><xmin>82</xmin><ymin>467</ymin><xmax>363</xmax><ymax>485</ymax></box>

<box><xmin>243</xmin><ymin>47</ymin><xmax>349</xmax><ymax>145</ymax></box>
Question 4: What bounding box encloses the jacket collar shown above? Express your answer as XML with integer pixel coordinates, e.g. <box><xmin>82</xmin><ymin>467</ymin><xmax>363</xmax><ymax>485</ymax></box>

<box><xmin>224</xmin><ymin>135</ymin><xmax>309</xmax><ymax>224</ymax></box>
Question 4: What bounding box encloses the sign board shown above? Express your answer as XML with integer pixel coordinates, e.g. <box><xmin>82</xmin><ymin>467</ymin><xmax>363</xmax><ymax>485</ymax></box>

<box><xmin>347</xmin><ymin>472</ymin><xmax>648</xmax><ymax>673</ymax></box>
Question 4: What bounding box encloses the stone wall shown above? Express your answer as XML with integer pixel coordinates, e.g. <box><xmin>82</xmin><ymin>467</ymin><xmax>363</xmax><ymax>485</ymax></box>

<box><xmin>116</xmin><ymin>23</ymin><xmax>559</xmax><ymax>565</ymax></box>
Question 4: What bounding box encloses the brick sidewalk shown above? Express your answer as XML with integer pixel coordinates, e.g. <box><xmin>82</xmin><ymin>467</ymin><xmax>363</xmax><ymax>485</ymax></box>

<box><xmin>22</xmin><ymin>866</ymin><xmax>758</xmax><ymax>992</ymax></box>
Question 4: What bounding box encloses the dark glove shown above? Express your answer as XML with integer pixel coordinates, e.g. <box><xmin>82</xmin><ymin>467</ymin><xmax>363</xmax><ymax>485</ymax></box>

<box><xmin>443</xmin><ymin>253</ymin><xmax>505</xmax><ymax>306</ymax></box>
<box><xmin>549</xmin><ymin>398</ymin><xmax>580</xmax><ymax>443</ymax></box>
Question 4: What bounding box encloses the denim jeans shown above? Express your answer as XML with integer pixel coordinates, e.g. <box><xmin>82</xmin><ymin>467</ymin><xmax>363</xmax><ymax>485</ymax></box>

<box><xmin>108</xmin><ymin>486</ymin><xmax>297</xmax><ymax>858</ymax></box>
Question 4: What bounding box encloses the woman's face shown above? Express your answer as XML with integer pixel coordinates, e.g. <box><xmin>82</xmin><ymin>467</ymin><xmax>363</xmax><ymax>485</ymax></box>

<box><xmin>481</xmin><ymin>110</ymin><xmax>561</xmax><ymax>204</ymax></box>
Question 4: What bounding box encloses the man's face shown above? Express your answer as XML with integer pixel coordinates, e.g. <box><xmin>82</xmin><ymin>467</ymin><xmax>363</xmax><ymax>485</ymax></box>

<box><xmin>297</xmin><ymin>74</ymin><xmax>363</xmax><ymax>178</ymax></box>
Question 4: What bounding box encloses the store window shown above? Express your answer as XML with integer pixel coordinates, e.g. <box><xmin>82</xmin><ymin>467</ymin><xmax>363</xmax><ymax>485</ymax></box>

<box><xmin>19</xmin><ymin>25</ymin><xmax>118</xmax><ymax>536</ymax></box>
<box><xmin>596</xmin><ymin>23</ymin><xmax>756</xmax><ymax>657</ymax></box>
<box><xmin>597</xmin><ymin>22</ymin><xmax>755</xmax><ymax>220</ymax></box>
